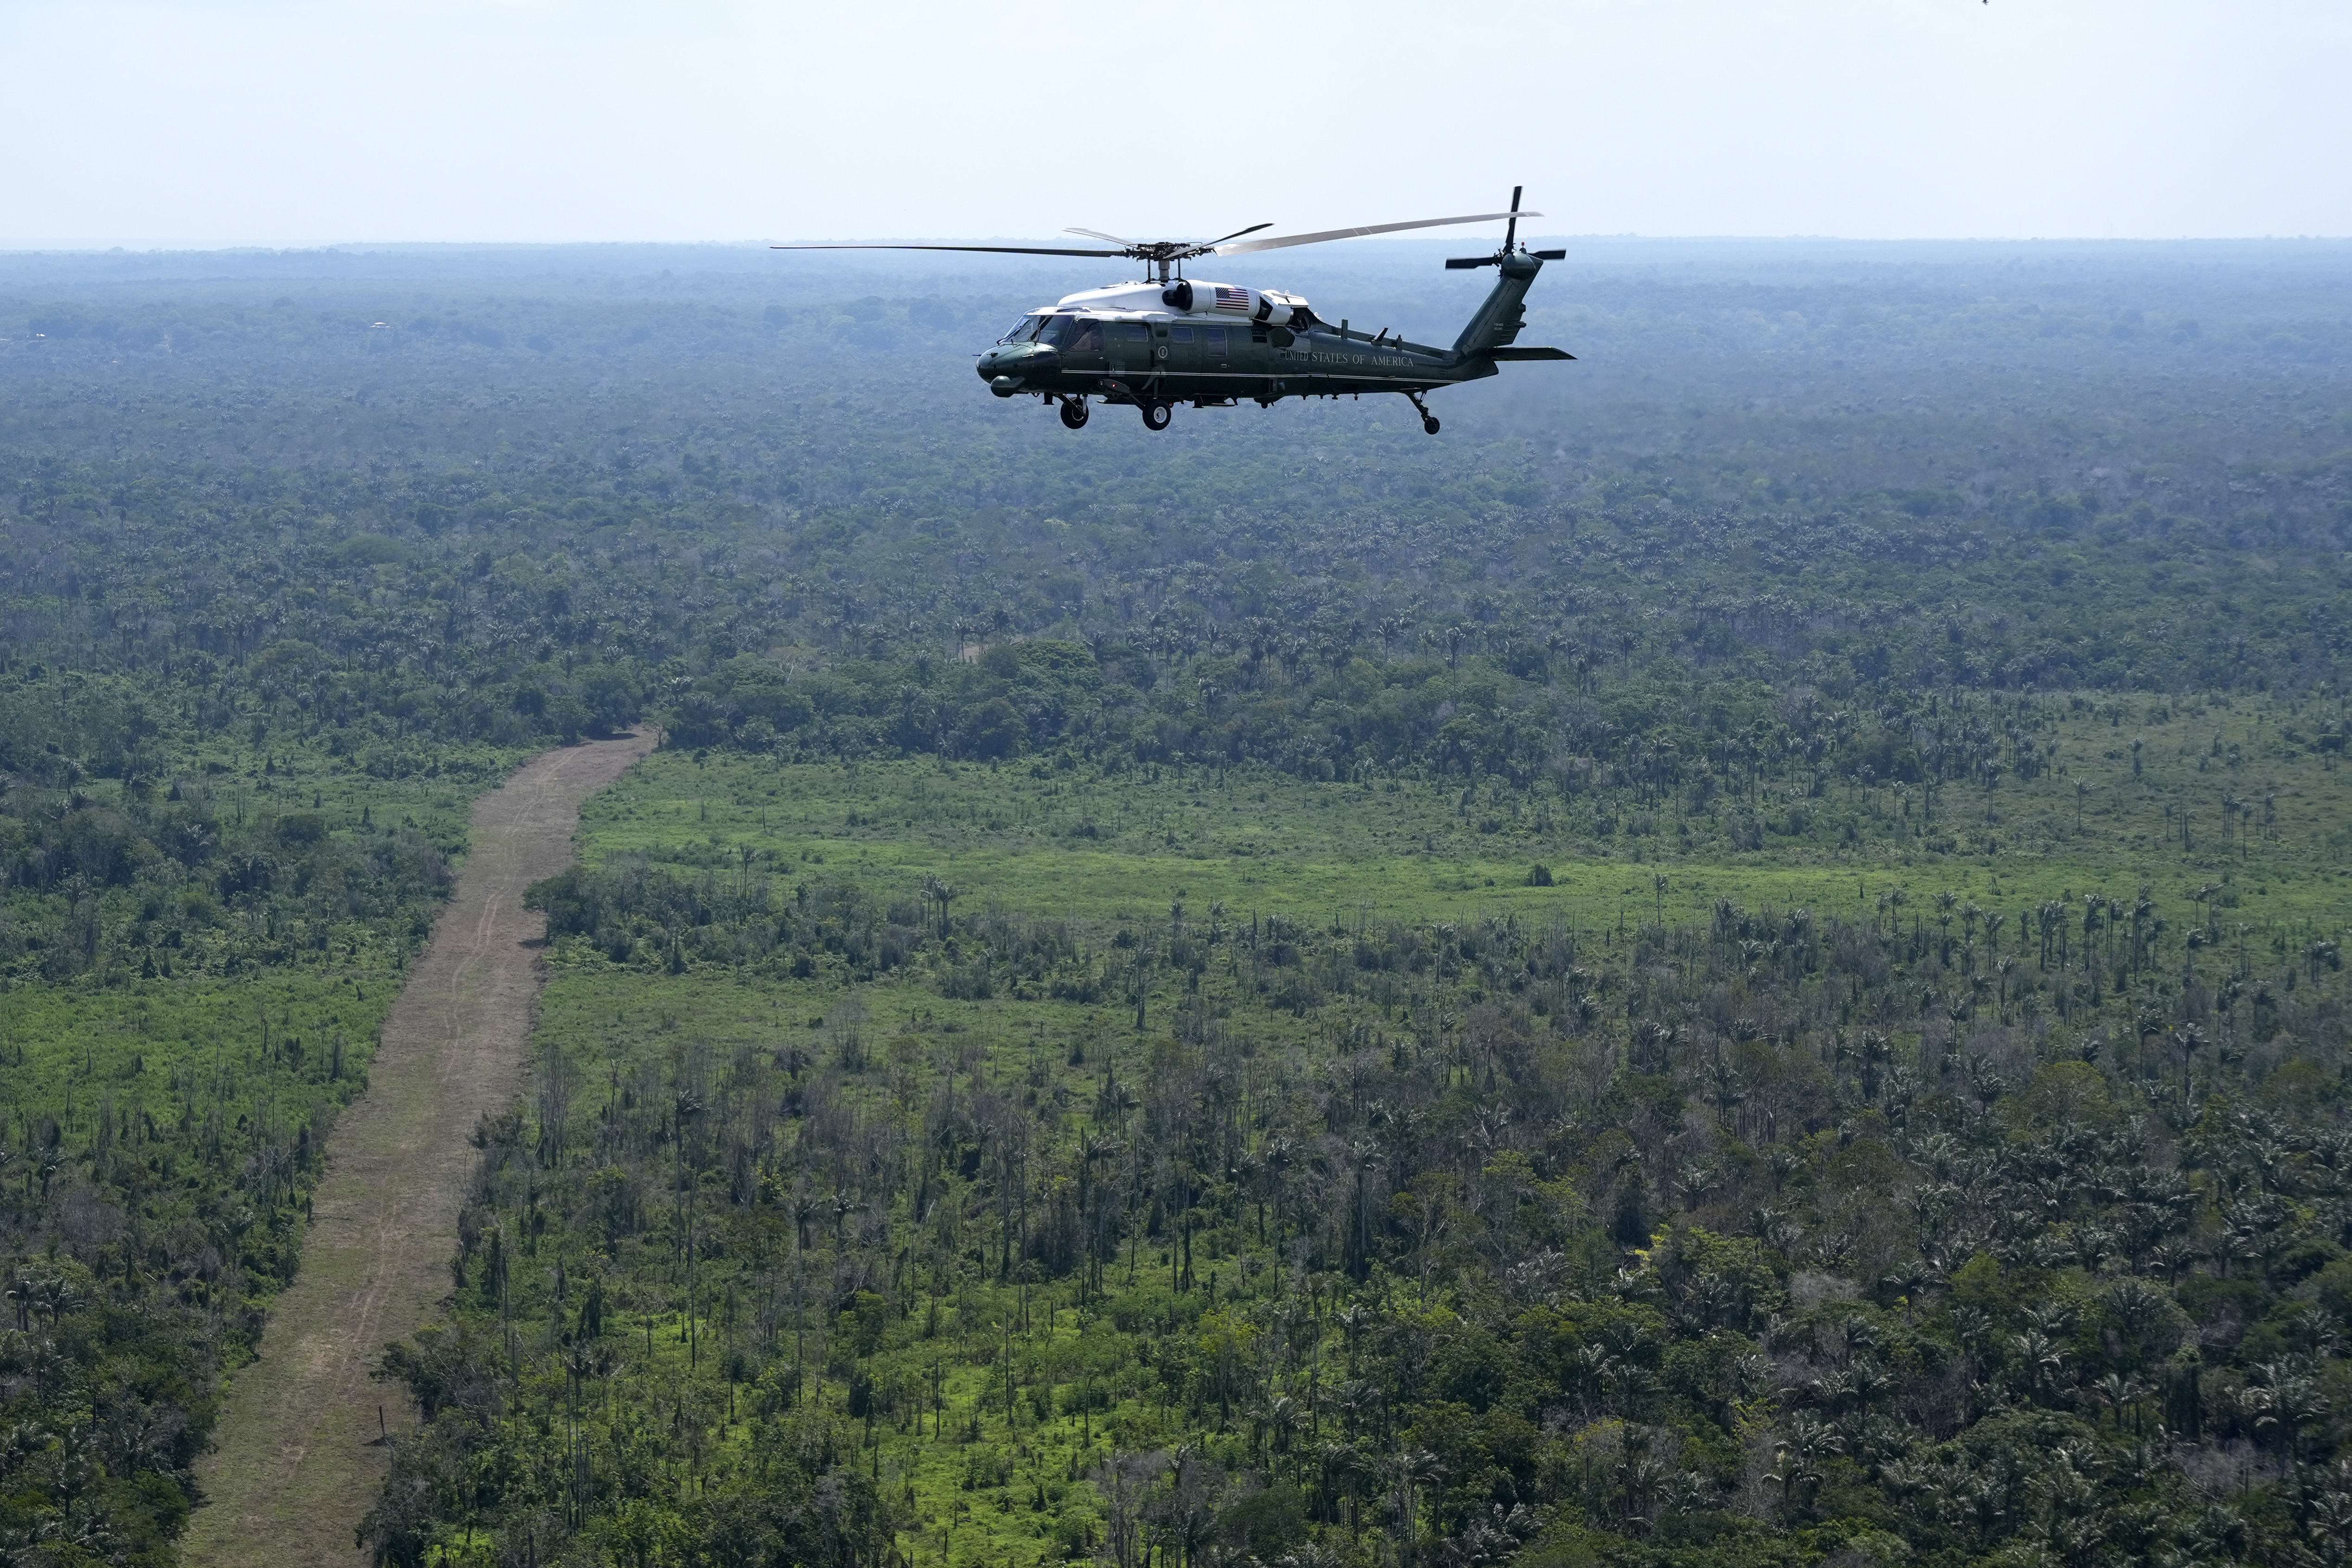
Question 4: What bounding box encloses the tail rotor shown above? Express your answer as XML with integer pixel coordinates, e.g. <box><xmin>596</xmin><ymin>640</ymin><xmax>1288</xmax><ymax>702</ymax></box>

<box><xmin>1445</xmin><ymin>185</ymin><xmax>1564</xmax><ymax>269</ymax></box>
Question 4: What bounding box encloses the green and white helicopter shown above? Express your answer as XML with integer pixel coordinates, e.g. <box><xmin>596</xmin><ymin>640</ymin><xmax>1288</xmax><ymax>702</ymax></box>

<box><xmin>777</xmin><ymin>187</ymin><xmax>1572</xmax><ymax>433</ymax></box>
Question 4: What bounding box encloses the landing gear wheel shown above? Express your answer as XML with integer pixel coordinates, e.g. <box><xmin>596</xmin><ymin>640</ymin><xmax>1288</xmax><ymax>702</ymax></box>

<box><xmin>1059</xmin><ymin>398</ymin><xmax>1090</xmax><ymax>430</ymax></box>
<box><xmin>1405</xmin><ymin>389</ymin><xmax>1440</xmax><ymax>435</ymax></box>
<box><xmin>1140</xmin><ymin>401</ymin><xmax>1173</xmax><ymax>432</ymax></box>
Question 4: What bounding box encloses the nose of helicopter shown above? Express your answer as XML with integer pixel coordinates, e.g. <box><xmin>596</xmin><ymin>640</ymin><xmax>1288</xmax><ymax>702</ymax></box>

<box><xmin>976</xmin><ymin>341</ymin><xmax>1058</xmax><ymax>392</ymax></box>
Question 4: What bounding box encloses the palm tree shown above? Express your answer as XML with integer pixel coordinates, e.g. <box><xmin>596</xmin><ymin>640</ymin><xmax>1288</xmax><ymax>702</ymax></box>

<box><xmin>1076</xmin><ymin>1131</ymin><xmax>1121</xmax><ymax>1215</ymax></box>
<box><xmin>1766</xmin><ymin>1412</ymin><xmax>1842</xmax><ymax>1520</ymax></box>
<box><xmin>2191</xmin><ymin>882</ymin><xmax>2222</xmax><ymax>937</ymax></box>
<box><xmin>2173</xmin><ymin>1022</ymin><xmax>2210</xmax><ymax>1091</ymax></box>
<box><xmin>1382</xmin><ymin>1447</ymin><xmax>1441</xmax><ymax>1555</ymax></box>
<box><xmin>2081</xmin><ymin>897</ymin><xmax>2113</xmax><ymax>998</ymax></box>
<box><xmin>2089</xmin><ymin>1371</ymin><xmax>2150</xmax><ymax>1433</ymax></box>
<box><xmin>829</xmin><ymin>1188</ymin><xmax>864</xmax><ymax>1245</ymax></box>
<box><xmin>1860</xmin><ymin>1031</ymin><xmax>1893</xmax><ymax>1102</ymax></box>
<box><xmin>2012</xmin><ymin>1328</ymin><xmax>2069</xmax><ymax>1399</ymax></box>
<box><xmin>922</xmin><ymin>873</ymin><xmax>958</xmax><ymax>937</ymax></box>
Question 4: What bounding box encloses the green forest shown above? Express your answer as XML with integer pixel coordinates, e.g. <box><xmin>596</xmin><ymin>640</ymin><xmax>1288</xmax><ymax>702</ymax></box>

<box><xmin>3</xmin><ymin>238</ymin><xmax>2352</xmax><ymax>1568</ymax></box>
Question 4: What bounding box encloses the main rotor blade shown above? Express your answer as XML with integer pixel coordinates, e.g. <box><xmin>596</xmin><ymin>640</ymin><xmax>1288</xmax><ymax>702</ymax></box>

<box><xmin>771</xmin><ymin>243</ymin><xmax>1128</xmax><ymax>258</ymax></box>
<box><xmin>1213</xmin><ymin>210</ymin><xmax>1540</xmax><ymax>256</ymax></box>
<box><xmin>1197</xmin><ymin>221</ymin><xmax>1273</xmax><ymax>249</ymax></box>
<box><xmin>1063</xmin><ymin>228</ymin><xmax>1138</xmax><ymax>247</ymax></box>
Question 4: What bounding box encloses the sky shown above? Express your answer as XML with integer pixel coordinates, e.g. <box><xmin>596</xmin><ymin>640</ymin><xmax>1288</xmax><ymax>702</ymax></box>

<box><xmin>2</xmin><ymin>0</ymin><xmax>2345</xmax><ymax>249</ymax></box>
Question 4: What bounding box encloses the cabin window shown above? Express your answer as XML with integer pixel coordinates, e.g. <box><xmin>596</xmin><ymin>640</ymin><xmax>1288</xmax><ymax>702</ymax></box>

<box><xmin>1119</xmin><ymin>322</ymin><xmax>1150</xmax><ymax>342</ymax></box>
<box><xmin>1170</xmin><ymin>326</ymin><xmax>1194</xmax><ymax>342</ymax></box>
<box><xmin>1204</xmin><ymin>326</ymin><xmax>1229</xmax><ymax>355</ymax></box>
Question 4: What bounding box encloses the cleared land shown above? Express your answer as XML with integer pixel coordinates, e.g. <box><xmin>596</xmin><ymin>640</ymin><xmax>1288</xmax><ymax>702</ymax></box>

<box><xmin>181</xmin><ymin>732</ymin><xmax>654</xmax><ymax>1568</ymax></box>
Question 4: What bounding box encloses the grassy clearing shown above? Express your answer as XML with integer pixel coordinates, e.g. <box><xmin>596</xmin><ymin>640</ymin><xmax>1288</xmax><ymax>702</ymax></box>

<box><xmin>586</xmin><ymin>690</ymin><xmax>2352</xmax><ymax>935</ymax></box>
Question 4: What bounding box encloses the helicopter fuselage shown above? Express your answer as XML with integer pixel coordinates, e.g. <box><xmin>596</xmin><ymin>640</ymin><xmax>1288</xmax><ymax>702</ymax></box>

<box><xmin>974</xmin><ymin>251</ymin><xmax>1562</xmax><ymax>417</ymax></box>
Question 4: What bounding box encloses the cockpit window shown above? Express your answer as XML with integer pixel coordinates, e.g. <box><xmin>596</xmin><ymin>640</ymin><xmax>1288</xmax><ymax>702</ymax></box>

<box><xmin>1039</xmin><ymin>316</ymin><xmax>1100</xmax><ymax>352</ymax></box>
<box><xmin>998</xmin><ymin>316</ymin><xmax>1044</xmax><ymax>343</ymax></box>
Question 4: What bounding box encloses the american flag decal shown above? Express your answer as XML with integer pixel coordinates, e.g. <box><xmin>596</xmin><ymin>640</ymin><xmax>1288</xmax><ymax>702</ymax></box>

<box><xmin>1214</xmin><ymin>286</ymin><xmax>1250</xmax><ymax>311</ymax></box>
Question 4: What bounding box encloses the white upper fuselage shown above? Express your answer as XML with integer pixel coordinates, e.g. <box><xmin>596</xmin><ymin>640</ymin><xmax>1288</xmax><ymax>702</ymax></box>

<box><xmin>1046</xmin><ymin>280</ymin><xmax>1309</xmax><ymax>322</ymax></box>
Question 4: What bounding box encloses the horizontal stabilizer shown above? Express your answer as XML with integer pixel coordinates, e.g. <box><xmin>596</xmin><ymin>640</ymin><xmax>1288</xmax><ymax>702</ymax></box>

<box><xmin>1486</xmin><ymin>346</ymin><xmax>1575</xmax><ymax>361</ymax></box>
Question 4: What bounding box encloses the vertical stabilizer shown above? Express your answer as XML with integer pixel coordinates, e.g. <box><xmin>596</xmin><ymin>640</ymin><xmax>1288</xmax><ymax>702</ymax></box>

<box><xmin>1451</xmin><ymin>252</ymin><xmax>1544</xmax><ymax>359</ymax></box>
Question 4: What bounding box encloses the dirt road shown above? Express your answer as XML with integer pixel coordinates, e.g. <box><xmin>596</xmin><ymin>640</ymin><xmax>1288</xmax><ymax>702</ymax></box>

<box><xmin>182</xmin><ymin>732</ymin><xmax>654</xmax><ymax>1568</ymax></box>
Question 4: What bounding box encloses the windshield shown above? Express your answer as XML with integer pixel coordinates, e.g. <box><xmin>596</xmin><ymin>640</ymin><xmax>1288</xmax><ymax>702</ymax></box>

<box><xmin>1039</xmin><ymin>316</ymin><xmax>1099</xmax><ymax>351</ymax></box>
<box><xmin>998</xmin><ymin>315</ymin><xmax>1045</xmax><ymax>344</ymax></box>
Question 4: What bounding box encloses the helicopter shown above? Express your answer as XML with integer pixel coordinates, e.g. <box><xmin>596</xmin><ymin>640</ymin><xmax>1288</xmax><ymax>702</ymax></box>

<box><xmin>775</xmin><ymin>187</ymin><xmax>1573</xmax><ymax>434</ymax></box>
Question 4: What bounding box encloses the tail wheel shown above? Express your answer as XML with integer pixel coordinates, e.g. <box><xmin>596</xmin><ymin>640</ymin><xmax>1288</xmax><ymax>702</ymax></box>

<box><xmin>1422</xmin><ymin>415</ymin><xmax>1441</xmax><ymax>435</ymax></box>
<box><xmin>1141</xmin><ymin>401</ymin><xmax>1173</xmax><ymax>432</ymax></box>
<box><xmin>1059</xmin><ymin>398</ymin><xmax>1090</xmax><ymax>430</ymax></box>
